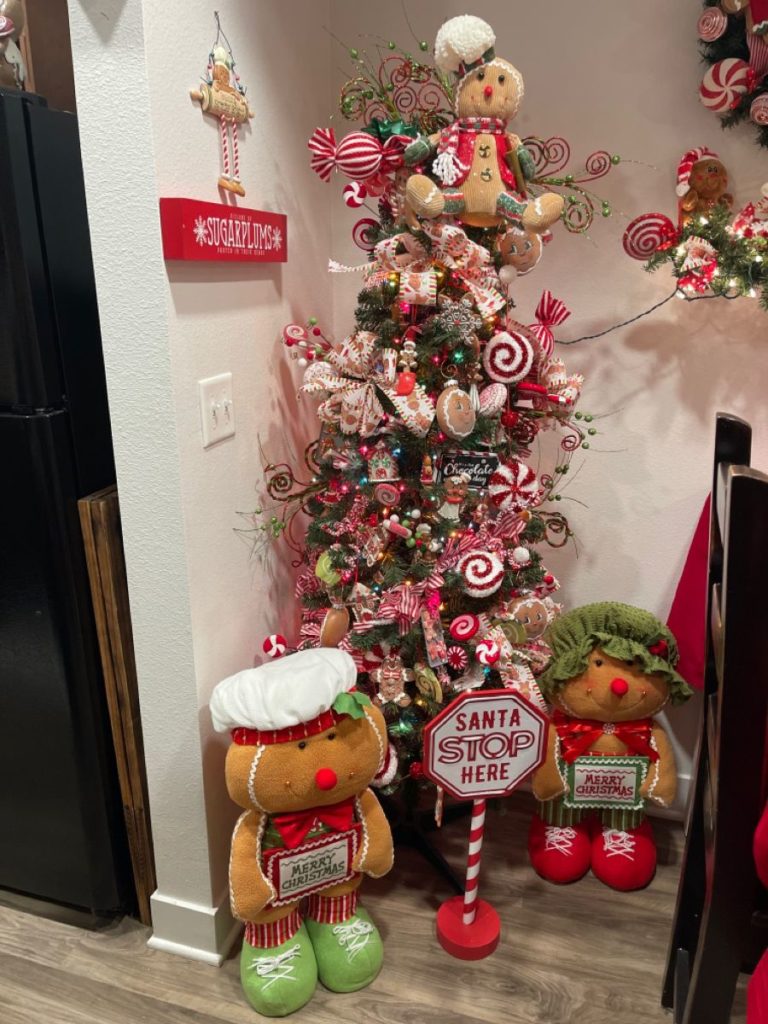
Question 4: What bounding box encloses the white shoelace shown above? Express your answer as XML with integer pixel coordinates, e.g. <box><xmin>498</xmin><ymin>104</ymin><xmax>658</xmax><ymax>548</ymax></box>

<box><xmin>602</xmin><ymin>829</ymin><xmax>636</xmax><ymax>860</ymax></box>
<box><xmin>332</xmin><ymin>919</ymin><xmax>374</xmax><ymax>960</ymax></box>
<box><xmin>248</xmin><ymin>943</ymin><xmax>301</xmax><ymax>989</ymax></box>
<box><xmin>544</xmin><ymin>826</ymin><xmax>577</xmax><ymax>855</ymax></box>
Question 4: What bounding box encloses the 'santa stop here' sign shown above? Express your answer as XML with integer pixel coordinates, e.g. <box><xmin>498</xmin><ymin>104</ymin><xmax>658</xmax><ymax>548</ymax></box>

<box><xmin>423</xmin><ymin>689</ymin><xmax>549</xmax><ymax>800</ymax></box>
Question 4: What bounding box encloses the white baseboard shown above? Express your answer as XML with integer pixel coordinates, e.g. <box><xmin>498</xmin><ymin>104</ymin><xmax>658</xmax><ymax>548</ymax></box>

<box><xmin>147</xmin><ymin>890</ymin><xmax>242</xmax><ymax>966</ymax></box>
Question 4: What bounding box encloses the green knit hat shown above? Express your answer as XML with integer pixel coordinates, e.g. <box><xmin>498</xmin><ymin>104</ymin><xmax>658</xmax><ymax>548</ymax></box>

<box><xmin>540</xmin><ymin>601</ymin><xmax>693</xmax><ymax>706</ymax></box>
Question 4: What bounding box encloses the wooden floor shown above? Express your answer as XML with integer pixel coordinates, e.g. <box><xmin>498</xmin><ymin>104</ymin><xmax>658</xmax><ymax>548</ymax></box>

<box><xmin>0</xmin><ymin>792</ymin><xmax>749</xmax><ymax>1024</ymax></box>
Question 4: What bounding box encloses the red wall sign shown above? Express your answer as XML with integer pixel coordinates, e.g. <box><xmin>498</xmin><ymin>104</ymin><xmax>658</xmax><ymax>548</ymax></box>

<box><xmin>422</xmin><ymin>689</ymin><xmax>548</xmax><ymax>801</ymax></box>
<box><xmin>159</xmin><ymin>197</ymin><xmax>287</xmax><ymax>263</ymax></box>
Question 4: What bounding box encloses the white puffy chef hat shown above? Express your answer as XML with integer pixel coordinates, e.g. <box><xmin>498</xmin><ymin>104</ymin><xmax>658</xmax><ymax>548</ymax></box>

<box><xmin>210</xmin><ymin>648</ymin><xmax>366</xmax><ymax>745</ymax></box>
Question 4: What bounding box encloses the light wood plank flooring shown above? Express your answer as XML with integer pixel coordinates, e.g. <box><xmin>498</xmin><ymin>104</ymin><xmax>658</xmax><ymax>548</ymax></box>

<box><xmin>0</xmin><ymin>792</ymin><xmax>749</xmax><ymax>1023</ymax></box>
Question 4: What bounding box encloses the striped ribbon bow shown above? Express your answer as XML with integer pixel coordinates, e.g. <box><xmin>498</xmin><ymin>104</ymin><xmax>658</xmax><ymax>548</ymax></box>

<box><xmin>527</xmin><ymin>291</ymin><xmax>571</xmax><ymax>360</ymax></box>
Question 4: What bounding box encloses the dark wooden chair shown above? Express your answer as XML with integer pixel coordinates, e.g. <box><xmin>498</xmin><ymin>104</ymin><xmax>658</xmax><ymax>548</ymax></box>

<box><xmin>662</xmin><ymin>412</ymin><xmax>768</xmax><ymax>1023</ymax></box>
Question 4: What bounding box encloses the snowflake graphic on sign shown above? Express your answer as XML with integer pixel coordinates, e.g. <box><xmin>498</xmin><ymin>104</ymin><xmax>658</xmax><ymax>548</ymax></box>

<box><xmin>272</xmin><ymin>227</ymin><xmax>282</xmax><ymax>251</ymax></box>
<box><xmin>194</xmin><ymin>216</ymin><xmax>209</xmax><ymax>246</ymax></box>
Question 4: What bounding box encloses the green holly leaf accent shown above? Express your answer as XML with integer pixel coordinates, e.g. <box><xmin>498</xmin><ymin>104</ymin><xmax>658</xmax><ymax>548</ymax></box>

<box><xmin>333</xmin><ymin>691</ymin><xmax>372</xmax><ymax>719</ymax></box>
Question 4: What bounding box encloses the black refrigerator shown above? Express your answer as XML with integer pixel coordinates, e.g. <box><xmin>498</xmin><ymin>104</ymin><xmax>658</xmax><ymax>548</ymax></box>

<box><xmin>0</xmin><ymin>88</ymin><xmax>131</xmax><ymax>913</ymax></box>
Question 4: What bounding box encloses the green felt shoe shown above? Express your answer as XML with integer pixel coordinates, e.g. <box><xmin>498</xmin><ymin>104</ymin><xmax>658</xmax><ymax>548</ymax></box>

<box><xmin>240</xmin><ymin>921</ymin><xmax>317</xmax><ymax>1017</ymax></box>
<box><xmin>305</xmin><ymin>906</ymin><xmax>383</xmax><ymax>993</ymax></box>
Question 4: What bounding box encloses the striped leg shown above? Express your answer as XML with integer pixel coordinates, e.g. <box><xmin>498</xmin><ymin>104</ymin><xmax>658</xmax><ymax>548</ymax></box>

<box><xmin>231</xmin><ymin>120</ymin><xmax>240</xmax><ymax>183</ymax></box>
<box><xmin>462</xmin><ymin>799</ymin><xmax>486</xmax><ymax>925</ymax></box>
<box><xmin>220</xmin><ymin>115</ymin><xmax>230</xmax><ymax>181</ymax></box>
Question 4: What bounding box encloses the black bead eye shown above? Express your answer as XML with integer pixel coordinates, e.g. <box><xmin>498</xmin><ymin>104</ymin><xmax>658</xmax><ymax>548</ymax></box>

<box><xmin>594</xmin><ymin>658</ymin><xmax>604</xmax><ymax>667</ymax></box>
<box><xmin>327</xmin><ymin>732</ymin><xmax>336</xmax><ymax>741</ymax></box>
<box><xmin>477</xmin><ymin>70</ymin><xmax>485</xmax><ymax>80</ymax></box>
<box><xmin>298</xmin><ymin>740</ymin><xmax>307</xmax><ymax>750</ymax></box>
<box><xmin>498</xmin><ymin>74</ymin><xmax>505</xmax><ymax>84</ymax></box>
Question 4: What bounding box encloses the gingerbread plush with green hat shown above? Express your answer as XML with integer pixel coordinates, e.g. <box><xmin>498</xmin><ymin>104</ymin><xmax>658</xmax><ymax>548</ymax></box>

<box><xmin>529</xmin><ymin>602</ymin><xmax>693</xmax><ymax>891</ymax></box>
<box><xmin>210</xmin><ymin>648</ymin><xmax>393</xmax><ymax>1017</ymax></box>
<box><xmin>403</xmin><ymin>15</ymin><xmax>564</xmax><ymax>232</ymax></box>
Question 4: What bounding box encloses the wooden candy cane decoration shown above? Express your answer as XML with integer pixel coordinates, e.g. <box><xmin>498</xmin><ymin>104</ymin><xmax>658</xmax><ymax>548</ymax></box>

<box><xmin>462</xmin><ymin>799</ymin><xmax>486</xmax><ymax>925</ymax></box>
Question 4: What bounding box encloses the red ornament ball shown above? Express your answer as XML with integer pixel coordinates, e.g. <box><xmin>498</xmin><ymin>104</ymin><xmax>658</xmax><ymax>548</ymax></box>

<box><xmin>501</xmin><ymin>409</ymin><xmax>519</xmax><ymax>428</ymax></box>
<box><xmin>262</xmin><ymin>634</ymin><xmax>287</xmax><ymax>658</ymax></box>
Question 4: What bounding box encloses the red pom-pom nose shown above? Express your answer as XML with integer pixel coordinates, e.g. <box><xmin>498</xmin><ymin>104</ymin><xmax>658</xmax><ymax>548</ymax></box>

<box><xmin>610</xmin><ymin>677</ymin><xmax>629</xmax><ymax>697</ymax></box>
<box><xmin>483</xmin><ymin>85</ymin><xmax>493</xmax><ymax>99</ymax></box>
<box><xmin>315</xmin><ymin>767</ymin><xmax>338</xmax><ymax>791</ymax></box>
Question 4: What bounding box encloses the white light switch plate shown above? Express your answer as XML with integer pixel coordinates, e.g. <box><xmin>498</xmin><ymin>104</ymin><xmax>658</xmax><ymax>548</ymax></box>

<box><xmin>199</xmin><ymin>373</ymin><xmax>235</xmax><ymax>448</ymax></box>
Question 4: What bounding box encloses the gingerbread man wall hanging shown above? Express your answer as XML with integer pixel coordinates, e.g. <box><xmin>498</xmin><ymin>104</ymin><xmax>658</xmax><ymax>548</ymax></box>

<box><xmin>190</xmin><ymin>13</ymin><xmax>253</xmax><ymax>197</ymax></box>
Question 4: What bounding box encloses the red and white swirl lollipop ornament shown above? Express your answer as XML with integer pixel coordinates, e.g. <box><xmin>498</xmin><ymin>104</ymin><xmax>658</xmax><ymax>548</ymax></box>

<box><xmin>475</xmin><ymin>638</ymin><xmax>501</xmax><ymax>667</ymax></box>
<box><xmin>262</xmin><ymin>634</ymin><xmax>287</xmax><ymax>659</ymax></box>
<box><xmin>622</xmin><ymin>213</ymin><xmax>677</xmax><ymax>261</ymax></box>
<box><xmin>449</xmin><ymin>613</ymin><xmax>481</xmax><ymax>642</ymax></box>
<box><xmin>488</xmin><ymin>459</ymin><xmax>543</xmax><ymax>512</ymax></box>
<box><xmin>458</xmin><ymin>551</ymin><xmax>505</xmax><ymax>599</ymax></box>
<box><xmin>482</xmin><ymin>328</ymin><xmax>535</xmax><ymax>384</ymax></box>
<box><xmin>697</xmin><ymin>7</ymin><xmax>728</xmax><ymax>42</ymax></box>
<box><xmin>700</xmin><ymin>58</ymin><xmax>751</xmax><ymax>113</ymax></box>
<box><xmin>343</xmin><ymin>181</ymin><xmax>368</xmax><ymax>208</ymax></box>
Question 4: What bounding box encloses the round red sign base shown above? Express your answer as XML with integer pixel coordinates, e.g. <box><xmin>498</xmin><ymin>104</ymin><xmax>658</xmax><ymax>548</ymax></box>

<box><xmin>436</xmin><ymin>896</ymin><xmax>500</xmax><ymax>960</ymax></box>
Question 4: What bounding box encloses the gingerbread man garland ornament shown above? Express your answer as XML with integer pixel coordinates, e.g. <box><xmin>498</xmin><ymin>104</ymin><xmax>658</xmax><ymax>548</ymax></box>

<box><xmin>404</xmin><ymin>16</ymin><xmax>564</xmax><ymax>232</ymax></box>
<box><xmin>190</xmin><ymin>17</ymin><xmax>253</xmax><ymax>197</ymax></box>
<box><xmin>210</xmin><ymin>649</ymin><xmax>393</xmax><ymax>1017</ymax></box>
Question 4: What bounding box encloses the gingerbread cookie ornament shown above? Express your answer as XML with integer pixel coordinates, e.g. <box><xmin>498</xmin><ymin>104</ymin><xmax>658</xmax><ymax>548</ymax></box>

<box><xmin>404</xmin><ymin>16</ymin><xmax>564</xmax><ymax>232</ymax></box>
<box><xmin>675</xmin><ymin>146</ymin><xmax>733</xmax><ymax>228</ymax></box>
<box><xmin>190</xmin><ymin>16</ymin><xmax>254</xmax><ymax>196</ymax></box>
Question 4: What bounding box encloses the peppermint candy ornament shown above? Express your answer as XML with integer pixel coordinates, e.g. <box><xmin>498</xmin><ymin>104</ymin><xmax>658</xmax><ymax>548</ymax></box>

<box><xmin>482</xmin><ymin>328</ymin><xmax>535</xmax><ymax>384</ymax></box>
<box><xmin>478</xmin><ymin>382</ymin><xmax>507</xmax><ymax>417</ymax></box>
<box><xmin>449</xmin><ymin>613</ymin><xmax>481</xmax><ymax>641</ymax></box>
<box><xmin>458</xmin><ymin>550</ymin><xmax>505</xmax><ymax>599</ymax></box>
<box><xmin>262</xmin><ymin>634</ymin><xmax>287</xmax><ymax>658</ymax></box>
<box><xmin>697</xmin><ymin>7</ymin><xmax>727</xmax><ymax>42</ymax></box>
<box><xmin>700</xmin><ymin>58</ymin><xmax>751</xmax><ymax>113</ymax></box>
<box><xmin>447</xmin><ymin>646</ymin><xmax>469</xmax><ymax>671</ymax></box>
<box><xmin>488</xmin><ymin>458</ymin><xmax>542</xmax><ymax>512</ymax></box>
<box><xmin>476</xmin><ymin>638</ymin><xmax>501</xmax><ymax>666</ymax></box>
<box><xmin>343</xmin><ymin>181</ymin><xmax>367</xmax><ymax>208</ymax></box>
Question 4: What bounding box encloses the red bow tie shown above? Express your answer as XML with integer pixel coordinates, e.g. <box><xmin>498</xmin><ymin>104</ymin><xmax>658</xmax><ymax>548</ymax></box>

<box><xmin>271</xmin><ymin>798</ymin><xmax>356</xmax><ymax>850</ymax></box>
<box><xmin>552</xmin><ymin>710</ymin><xmax>658</xmax><ymax>764</ymax></box>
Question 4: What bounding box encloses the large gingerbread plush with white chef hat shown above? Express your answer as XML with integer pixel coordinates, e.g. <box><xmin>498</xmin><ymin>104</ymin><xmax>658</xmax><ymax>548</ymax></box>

<box><xmin>210</xmin><ymin>649</ymin><xmax>393</xmax><ymax>1017</ymax></box>
<box><xmin>404</xmin><ymin>15</ymin><xmax>564</xmax><ymax>232</ymax></box>
<box><xmin>529</xmin><ymin>602</ymin><xmax>692</xmax><ymax>891</ymax></box>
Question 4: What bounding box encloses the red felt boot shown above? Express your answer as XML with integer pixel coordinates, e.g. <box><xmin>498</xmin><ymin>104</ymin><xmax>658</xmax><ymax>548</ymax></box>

<box><xmin>591</xmin><ymin>818</ymin><xmax>657</xmax><ymax>891</ymax></box>
<box><xmin>528</xmin><ymin>813</ymin><xmax>592</xmax><ymax>884</ymax></box>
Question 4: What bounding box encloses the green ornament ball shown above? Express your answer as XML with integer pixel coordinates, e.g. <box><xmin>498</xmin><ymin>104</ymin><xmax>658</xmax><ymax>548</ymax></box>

<box><xmin>584</xmin><ymin>413</ymin><xmax>593</xmax><ymax>422</ymax></box>
<box><xmin>582</xmin><ymin>441</ymin><xmax>590</xmax><ymax>450</ymax></box>
<box><xmin>588</xmin><ymin>427</ymin><xmax>597</xmax><ymax>436</ymax></box>
<box><xmin>419</xmin><ymin>40</ymin><xmax>429</xmax><ymax>51</ymax></box>
<box><xmin>349</xmin><ymin>48</ymin><xmax>359</xmax><ymax>59</ymax></box>
<box><xmin>388</xmin><ymin>40</ymin><xmax>396</xmax><ymax>50</ymax></box>
<box><xmin>308</xmin><ymin>316</ymin><xmax>318</xmax><ymax>326</ymax></box>
<box><xmin>602</xmin><ymin>205</ymin><xmax>611</xmax><ymax>218</ymax></box>
<box><xmin>406</xmin><ymin>538</ymin><xmax>416</xmax><ymax>548</ymax></box>
<box><xmin>611</xmin><ymin>154</ymin><xmax>621</xmax><ymax>165</ymax></box>
<box><xmin>574</xmin><ymin>411</ymin><xmax>583</xmax><ymax>420</ymax></box>
<box><xmin>564</xmin><ymin>174</ymin><xmax>574</xmax><ymax>184</ymax></box>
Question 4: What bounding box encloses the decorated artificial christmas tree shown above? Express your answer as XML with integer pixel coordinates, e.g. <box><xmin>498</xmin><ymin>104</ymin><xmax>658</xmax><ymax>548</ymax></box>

<box><xmin>259</xmin><ymin>15</ymin><xmax>613</xmax><ymax>794</ymax></box>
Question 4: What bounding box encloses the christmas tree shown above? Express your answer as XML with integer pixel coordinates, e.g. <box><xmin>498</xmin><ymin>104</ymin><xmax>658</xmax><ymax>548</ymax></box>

<box><xmin>258</xmin><ymin>16</ymin><xmax>608</xmax><ymax>793</ymax></box>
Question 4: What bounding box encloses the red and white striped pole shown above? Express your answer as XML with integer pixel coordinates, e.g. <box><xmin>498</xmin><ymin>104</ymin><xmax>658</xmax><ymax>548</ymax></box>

<box><xmin>462</xmin><ymin>799</ymin><xmax>486</xmax><ymax>925</ymax></box>
<box><xmin>435</xmin><ymin>795</ymin><xmax>500</xmax><ymax>960</ymax></box>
